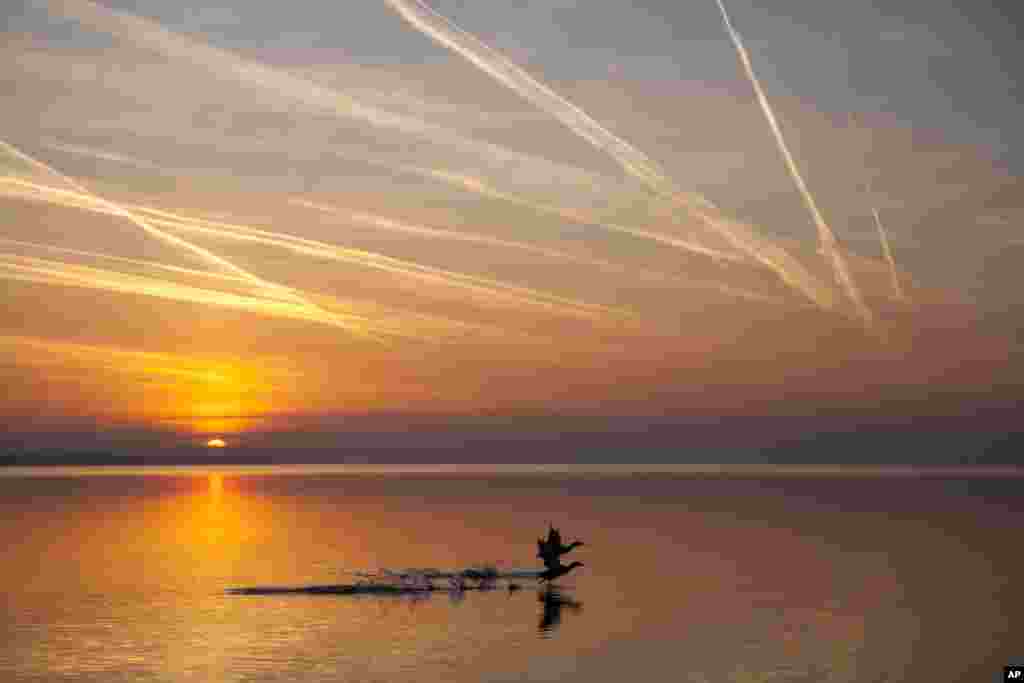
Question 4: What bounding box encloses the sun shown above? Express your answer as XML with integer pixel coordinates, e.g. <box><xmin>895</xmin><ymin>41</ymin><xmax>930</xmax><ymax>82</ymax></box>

<box><xmin>206</xmin><ymin>438</ymin><xmax>227</xmax><ymax>448</ymax></box>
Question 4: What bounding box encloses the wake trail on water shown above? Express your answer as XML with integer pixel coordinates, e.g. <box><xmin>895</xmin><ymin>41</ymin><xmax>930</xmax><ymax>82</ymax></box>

<box><xmin>227</xmin><ymin>566</ymin><xmax>543</xmax><ymax>596</ymax></box>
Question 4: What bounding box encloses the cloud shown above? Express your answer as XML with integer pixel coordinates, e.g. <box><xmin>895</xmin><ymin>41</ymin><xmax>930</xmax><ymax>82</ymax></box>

<box><xmin>878</xmin><ymin>25</ymin><xmax>954</xmax><ymax>57</ymax></box>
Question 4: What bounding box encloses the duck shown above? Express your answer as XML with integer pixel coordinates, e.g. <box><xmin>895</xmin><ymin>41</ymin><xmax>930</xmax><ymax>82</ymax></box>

<box><xmin>537</xmin><ymin>525</ymin><xmax>584</xmax><ymax>567</ymax></box>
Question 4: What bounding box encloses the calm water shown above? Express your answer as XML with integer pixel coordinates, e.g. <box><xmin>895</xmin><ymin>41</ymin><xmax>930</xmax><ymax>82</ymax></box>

<box><xmin>1</xmin><ymin>467</ymin><xmax>1021</xmax><ymax>682</ymax></box>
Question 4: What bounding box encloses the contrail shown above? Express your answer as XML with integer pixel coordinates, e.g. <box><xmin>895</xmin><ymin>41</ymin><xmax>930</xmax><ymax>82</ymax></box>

<box><xmin>19</xmin><ymin>0</ymin><xmax>835</xmax><ymax>315</ymax></box>
<box><xmin>293</xmin><ymin>198</ymin><xmax>792</xmax><ymax>304</ymax></box>
<box><xmin>5</xmin><ymin>160</ymin><xmax>578</xmax><ymax>341</ymax></box>
<box><xmin>711</xmin><ymin>0</ymin><xmax>874</xmax><ymax>328</ymax></box>
<box><xmin>46</xmin><ymin>0</ymin><xmax>711</xmax><ymax>207</ymax></box>
<box><xmin>122</xmin><ymin>194</ymin><xmax>790</xmax><ymax>318</ymax></box>
<box><xmin>291</xmin><ymin>141</ymin><xmax>749</xmax><ymax>265</ymax></box>
<box><xmin>0</xmin><ymin>139</ymin><xmax>308</xmax><ymax>308</ymax></box>
<box><xmin>429</xmin><ymin>166</ymin><xmax>840</xmax><ymax>310</ymax></box>
<box><xmin>848</xmin><ymin>114</ymin><xmax>907</xmax><ymax>303</ymax></box>
<box><xmin>0</xmin><ymin>250</ymin><xmax>512</xmax><ymax>344</ymax></box>
<box><xmin>382</xmin><ymin>0</ymin><xmax>840</xmax><ymax>313</ymax></box>
<box><xmin>114</xmin><ymin>206</ymin><xmax>634</xmax><ymax>323</ymax></box>
<box><xmin>0</xmin><ymin>236</ymin><xmax>254</xmax><ymax>285</ymax></box>
<box><xmin>0</xmin><ymin>175</ymin><xmax>489</xmax><ymax>342</ymax></box>
<box><xmin>1</xmin><ymin>175</ymin><xmax>631</xmax><ymax>324</ymax></box>
<box><xmin>6</xmin><ymin>174</ymin><xmax>791</xmax><ymax>308</ymax></box>
<box><xmin>47</xmin><ymin>0</ymin><xmax>837</xmax><ymax>301</ymax></box>
<box><xmin>46</xmin><ymin>0</ymin><xmax>792</xmax><ymax>280</ymax></box>
<box><xmin>143</xmin><ymin>203</ymin><xmax>782</xmax><ymax>316</ymax></box>
<box><xmin>3</xmin><ymin>165</ymin><xmax>798</xmax><ymax>315</ymax></box>
<box><xmin>0</xmin><ymin>254</ymin><xmax>350</xmax><ymax>327</ymax></box>
<box><xmin>294</xmin><ymin>198</ymin><xmax>606</xmax><ymax>262</ymax></box>
<box><xmin>383</xmin><ymin>0</ymin><xmax>715</xmax><ymax>211</ymax></box>
<box><xmin>865</xmin><ymin>181</ymin><xmax>907</xmax><ymax>302</ymax></box>
<box><xmin>38</xmin><ymin>130</ymin><xmax>749</xmax><ymax>268</ymax></box>
<box><xmin>153</xmin><ymin>214</ymin><xmax>633</xmax><ymax>323</ymax></box>
<box><xmin>414</xmin><ymin>167</ymin><xmax>745</xmax><ymax>264</ymax></box>
<box><xmin>7</xmin><ymin>171</ymin><xmax>783</xmax><ymax>308</ymax></box>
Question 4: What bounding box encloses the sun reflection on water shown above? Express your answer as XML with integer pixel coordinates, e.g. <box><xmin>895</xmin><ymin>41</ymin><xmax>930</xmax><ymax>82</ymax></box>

<box><xmin>208</xmin><ymin>472</ymin><xmax>223</xmax><ymax>498</ymax></box>
<box><xmin>196</xmin><ymin>473</ymin><xmax>228</xmax><ymax>545</ymax></box>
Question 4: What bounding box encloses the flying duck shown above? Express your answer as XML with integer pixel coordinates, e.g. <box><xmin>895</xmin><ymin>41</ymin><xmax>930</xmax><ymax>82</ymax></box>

<box><xmin>537</xmin><ymin>525</ymin><xmax>584</xmax><ymax>568</ymax></box>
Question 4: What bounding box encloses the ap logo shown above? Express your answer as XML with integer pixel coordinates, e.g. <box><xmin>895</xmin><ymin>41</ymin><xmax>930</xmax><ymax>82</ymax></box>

<box><xmin>1006</xmin><ymin>666</ymin><xmax>1024</xmax><ymax>680</ymax></box>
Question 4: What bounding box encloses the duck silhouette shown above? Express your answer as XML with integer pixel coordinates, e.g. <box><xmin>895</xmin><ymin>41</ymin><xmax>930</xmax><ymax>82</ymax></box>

<box><xmin>536</xmin><ymin>525</ymin><xmax>584</xmax><ymax>568</ymax></box>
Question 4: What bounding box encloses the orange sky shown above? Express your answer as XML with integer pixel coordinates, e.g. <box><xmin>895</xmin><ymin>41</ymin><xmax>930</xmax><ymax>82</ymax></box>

<box><xmin>1</xmin><ymin>2</ymin><xmax>1021</xmax><ymax>452</ymax></box>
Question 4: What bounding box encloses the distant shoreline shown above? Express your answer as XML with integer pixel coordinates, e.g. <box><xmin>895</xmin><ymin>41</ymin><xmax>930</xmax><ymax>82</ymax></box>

<box><xmin>2</xmin><ymin>458</ymin><xmax>1022</xmax><ymax>478</ymax></box>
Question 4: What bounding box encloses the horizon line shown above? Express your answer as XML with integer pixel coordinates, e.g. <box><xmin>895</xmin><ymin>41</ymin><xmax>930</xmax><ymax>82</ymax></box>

<box><xmin>1</xmin><ymin>463</ymin><xmax>1022</xmax><ymax>478</ymax></box>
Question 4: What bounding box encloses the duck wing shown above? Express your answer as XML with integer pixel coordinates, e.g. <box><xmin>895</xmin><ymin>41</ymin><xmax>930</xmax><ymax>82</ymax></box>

<box><xmin>559</xmin><ymin>539</ymin><xmax>582</xmax><ymax>555</ymax></box>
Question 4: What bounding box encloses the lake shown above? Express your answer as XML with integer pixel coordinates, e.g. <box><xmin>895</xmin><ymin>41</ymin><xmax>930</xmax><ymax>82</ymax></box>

<box><xmin>1</xmin><ymin>466</ymin><xmax>1020</xmax><ymax>682</ymax></box>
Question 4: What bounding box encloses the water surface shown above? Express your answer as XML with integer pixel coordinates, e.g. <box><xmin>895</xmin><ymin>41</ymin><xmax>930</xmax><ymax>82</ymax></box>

<box><xmin>1</xmin><ymin>466</ymin><xmax>1020</xmax><ymax>681</ymax></box>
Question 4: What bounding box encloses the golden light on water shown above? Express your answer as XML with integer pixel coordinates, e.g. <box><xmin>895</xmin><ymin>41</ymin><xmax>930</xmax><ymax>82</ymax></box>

<box><xmin>207</xmin><ymin>473</ymin><xmax>224</xmax><ymax>499</ymax></box>
<box><xmin>191</xmin><ymin>473</ymin><xmax>230</xmax><ymax>546</ymax></box>
<box><xmin>206</xmin><ymin>438</ymin><xmax>226</xmax><ymax>448</ymax></box>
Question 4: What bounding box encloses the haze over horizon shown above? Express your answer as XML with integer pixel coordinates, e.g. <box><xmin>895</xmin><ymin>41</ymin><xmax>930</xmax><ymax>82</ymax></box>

<box><xmin>2</xmin><ymin>0</ymin><xmax>1021</xmax><ymax>460</ymax></box>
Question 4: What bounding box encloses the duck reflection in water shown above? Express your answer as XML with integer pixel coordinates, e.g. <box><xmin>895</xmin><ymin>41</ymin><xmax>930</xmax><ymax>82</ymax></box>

<box><xmin>538</xmin><ymin>587</ymin><xmax>582</xmax><ymax>636</ymax></box>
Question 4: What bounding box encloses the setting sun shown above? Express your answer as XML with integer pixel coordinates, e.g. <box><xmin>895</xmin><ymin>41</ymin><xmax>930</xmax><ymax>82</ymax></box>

<box><xmin>206</xmin><ymin>438</ymin><xmax>227</xmax><ymax>448</ymax></box>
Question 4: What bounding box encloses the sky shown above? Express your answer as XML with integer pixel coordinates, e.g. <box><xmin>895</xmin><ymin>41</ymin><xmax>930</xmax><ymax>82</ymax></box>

<box><xmin>1</xmin><ymin>0</ymin><xmax>1021</xmax><ymax>460</ymax></box>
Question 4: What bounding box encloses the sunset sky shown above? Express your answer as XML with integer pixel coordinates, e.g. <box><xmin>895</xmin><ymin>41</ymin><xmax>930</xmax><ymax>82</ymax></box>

<box><xmin>2</xmin><ymin>0</ymin><xmax>1021</xmax><ymax>459</ymax></box>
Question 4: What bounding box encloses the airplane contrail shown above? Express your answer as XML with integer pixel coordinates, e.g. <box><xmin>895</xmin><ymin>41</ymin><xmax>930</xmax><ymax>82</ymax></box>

<box><xmin>382</xmin><ymin>0</ymin><xmax>841</xmax><ymax>313</ymax></box>
<box><xmin>0</xmin><ymin>139</ymin><xmax>310</xmax><ymax>308</ymax></box>
<box><xmin>105</xmin><ymin>206</ymin><xmax>634</xmax><ymax>324</ymax></box>
<box><xmin>45</xmin><ymin>0</ymin><xmax>835</xmax><ymax>298</ymax></box>
<box><xmin>848</xmin><ymin>113</ymin><xmax>907</xmax><ymax>303</ymax></box>
<box><xmin>294</xmin><ymin>198</ymin><xmax>610</xmax><ymax>263</ymax></box>
<box><xmin>5</xmin><ymin>167</ymin><xmax>610</xmax><ymax>341</ymax></box>
<box><xmin>413</xmin><ymin>167</ymin><xmax>744</xmax><ymax>264</ymax></box>
<box><xmin>136</xmin><ymin>201</ymin><xmax>794</xmax><ymax>315</ymax></box>
<box><xmin>0</xmin><ymin>176</ymin><xmax>506</xmax><ymax>342</ymax></box>
<box><xmin>20</xmin><ymin>0</ymin><xmax>838</xmax><ymax>315</ymax></box>
<box><xmin>422</xmin><ymin>166</ymin><xmax>844</xmax><ymax>311</ymax></box>
<box><xmin>45</xmin><ymin>0</ymin><xmax>768</xmax><ymax>273</ymax></box>
<box><xmin>38</xmin><ymin>129</ymin><xmax>750</xmax><ymax>268</ymax></box>
<box><xmin>46</xmin><ymin>0</ymin><xmax>700</xmax><ymax>204</ymax></box>
<box><xmin>293</xmin><ymin>198</ymin><xmax>791</xmax><ymax>304</ymax></box>
<box><xmin>0</xmin><ymin>249</ymin><xmax>519</xmax><ymax>344</ymax></box>
<box><xmin>153</xmin><ymin>214</ymin><xmax>633</xmax><ymax>323</ymax></box>
<box><xmin>3</xmin><ymin>174</ymin><xmax>800</xmax><ymax>339</ymax></box>
<box><xmin>711</xmin><ymin>0</ymin><xmax>874</xmax><ymax>328</ymax></box>
<box><xmin>3</xmin><ymin>173</ymin><xmax>791</xmax><ymax>308</ymax></box>
<box><xmin>285</xmin><ymin>140</ymin><xmax>750</xmax><ymax>265</ymax></box>
<box><xmin>3</xmin><ymin>167</ymin><xmax>800</xmax><ymax>321</ymax></box>
<box><xmin>867</xmin><ymin>196</ymin><xmax>907</xmax><ymax>302</ymax></box>
<box><xmin>382</xmin><ymin>0</ymin><xmax>715</xmax><ymax>211</ymax></box>
<box><xmin>0</xmin><ymin>254</ymin><xmax>348</xmax><ymax>327</ymax></box>
<box><xmin>0</xmin><ymin>236</ymin><xmax>254</xmax><ymax>286</ymax></box>
<box><xmin>1</xmin><ymin>175</ymin><xmax>631</xmax><ymax>324</ymax></box>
